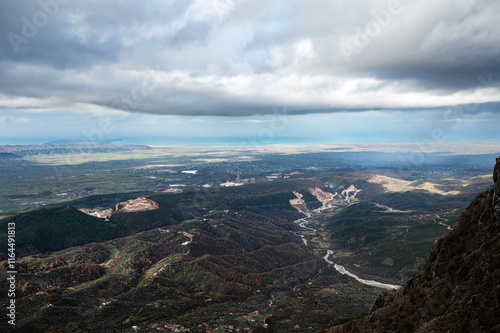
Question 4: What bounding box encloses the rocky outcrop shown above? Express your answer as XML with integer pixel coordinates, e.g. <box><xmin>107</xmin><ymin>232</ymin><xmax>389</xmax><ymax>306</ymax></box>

<box><xmin>308</xmin><ymin>187</ymin><xmax>343</xmax><ymax>210</ymax></box>
<box><xmin>115</xmin><ymin>197</ymin><xmax>159</xmax><ymax>213</ymax></box>
<box><xmin>290</xmin><ymin>191</ymin><xmax>310</xmax><ymax>215</ymax></box>
<box><xmin>341</xmin><ymin>185</ymin><xmax>361</xmax><ymax>201</ymax></box>
<box><xmin>322</xmin><ymin>157</ymin><xmax>500</xmax><ymax>333</ymax></box>
<box><xmin>493</xmin><ymin>157</ymin><xmax>500</xmax><ymax>217</ymax></box>
<box><xmin>79</xmin><ymin>198</ymin><xmax>159</xmax><ymax>219</ymax></box>
<box><xmin>78</xmin><ymin>207</ymin><xmax>114</xmax><ymax>219</ymax></box>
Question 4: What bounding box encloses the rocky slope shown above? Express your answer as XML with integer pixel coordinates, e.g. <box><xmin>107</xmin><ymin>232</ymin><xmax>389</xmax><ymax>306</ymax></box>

<box><xmin>79</xmin><ymin>197</ymin><xmax>159</xmax><ymax>219</ymax></box>
<box><xmin>323</xmin><ymin>157</ymin><xmax>500</xmax><ymax>332</ymax></box>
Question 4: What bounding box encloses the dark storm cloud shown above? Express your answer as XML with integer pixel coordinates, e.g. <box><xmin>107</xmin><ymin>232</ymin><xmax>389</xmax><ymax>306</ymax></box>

<box><xmin>0</xmin><ymin>2</ymin><xmax>124</xmax><ymax>69</ymax></box>
<box><xmin>0</xmin><ymin>0</ymin><xmax>499</xmax><ymax>116</ymax></box>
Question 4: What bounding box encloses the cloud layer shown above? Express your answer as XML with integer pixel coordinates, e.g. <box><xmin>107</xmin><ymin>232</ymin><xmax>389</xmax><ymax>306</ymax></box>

<box><xmin>1</xmin><ymin>0</ymin><xmax>500</xmax><ymax>116</ymax></box>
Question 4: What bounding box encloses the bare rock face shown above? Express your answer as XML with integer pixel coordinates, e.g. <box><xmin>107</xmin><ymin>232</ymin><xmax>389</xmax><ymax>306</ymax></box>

<box><xmin>322</xmin><ymin>157</ymin><xmax>500</xmax><ymax>333</ymax></box>
<box><xmin>340</xmin><ymin>185</ymin><xmax>361</xmax><ymax>201</ymax></box>
<box><xmin>290</xmin><ymin>191</ymin><xmax>311</xmax><ymax>215</ymax></box>
<box><xmin>79</xmin><ymin>198</ymin><xmax>159</xmax><ymax>219</ymax></box>
<box><xmin>308</xmin><ymin>187</ymin><xmax>342</xmax><ymax>208</ymax></box>
<box><xmin>115</xmin><ymin>197</ymin><xmax>159</xmax><ymax>213</ymax></box>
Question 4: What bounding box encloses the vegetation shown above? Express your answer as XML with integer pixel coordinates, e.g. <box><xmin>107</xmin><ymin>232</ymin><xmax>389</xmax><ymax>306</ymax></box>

<box><xmin>0</xmin><ymin>207</ymin><xmax>118</xmax><ymax>257</ymax></box>
<box><xmin>0</xmin><ymin>144</ymin><xmax>496</xmax><ymax>332</ymax></box>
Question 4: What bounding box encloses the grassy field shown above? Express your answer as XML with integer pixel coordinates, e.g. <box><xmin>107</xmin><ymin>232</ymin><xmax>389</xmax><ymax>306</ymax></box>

<box><xmin>101</xmin><ymin>243</ymin><xmax>120</xmax><ymax>268</ymax></box>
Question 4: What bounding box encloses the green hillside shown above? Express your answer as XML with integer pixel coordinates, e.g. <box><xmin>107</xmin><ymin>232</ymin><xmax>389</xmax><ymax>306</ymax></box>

<box><xmin>0</xmin><ymin>207</ymin><xmax>118</xmax><ymax>257</ymax></box>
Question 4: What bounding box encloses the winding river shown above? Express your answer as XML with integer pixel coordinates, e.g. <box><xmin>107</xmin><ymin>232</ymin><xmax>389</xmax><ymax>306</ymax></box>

<box><xmin>294</xmin><ymin>214</ymin><xmax>401</xmax><ymax>291</ymax></box>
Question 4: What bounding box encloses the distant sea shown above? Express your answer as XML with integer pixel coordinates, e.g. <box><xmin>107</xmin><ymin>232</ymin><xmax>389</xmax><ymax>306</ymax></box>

<box><xmin>0</xmin><ymin>138</ymin><xmax>52</xmax><ymax>145</ymax></box>
<box><xmin>116</xmin><ymin>136</ymin><xmax>336</xmax><ymax>147</ymax></box>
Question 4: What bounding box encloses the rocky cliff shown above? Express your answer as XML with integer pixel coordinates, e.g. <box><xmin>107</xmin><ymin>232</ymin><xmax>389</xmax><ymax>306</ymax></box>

<box><xmin>323</xmin><ymin>157</ymin><xmax>500</xmax><ymax>333</ymax></box>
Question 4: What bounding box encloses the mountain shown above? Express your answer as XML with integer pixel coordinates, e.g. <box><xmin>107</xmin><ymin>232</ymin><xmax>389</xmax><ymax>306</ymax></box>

<box><xmin>0</xmin><ymin>152</ymin><xmax>16</xmax><ymax>159</ymax></box>
<box><xmin>323</xmin><ymin>157</ymin><xmax>500</xmax><ymax>332</ymax></box>
<box><xmin>0</xmin><ymin>207</ymin><xmax>119</xmax><ymax>257</ymax></box>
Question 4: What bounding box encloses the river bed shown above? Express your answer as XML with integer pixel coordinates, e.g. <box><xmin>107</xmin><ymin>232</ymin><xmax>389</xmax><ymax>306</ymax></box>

<box><xmin>294</xmin><ymin>214</ymin><xmax>401</xmax><ymax>291</ymax></box>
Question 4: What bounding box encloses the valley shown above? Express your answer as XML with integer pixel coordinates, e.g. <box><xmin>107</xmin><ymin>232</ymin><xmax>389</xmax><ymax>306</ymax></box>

<box><xmin>0</xmin><ymin>143</ymin><xmax>498</xmax><ymax>332</ymax></box>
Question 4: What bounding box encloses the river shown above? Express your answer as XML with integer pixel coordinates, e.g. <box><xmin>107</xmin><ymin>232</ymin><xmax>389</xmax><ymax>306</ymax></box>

<box><xmin>294</xmin><ymin>214</ymin><xmax>401</xmax><ymax>291</ymax></box>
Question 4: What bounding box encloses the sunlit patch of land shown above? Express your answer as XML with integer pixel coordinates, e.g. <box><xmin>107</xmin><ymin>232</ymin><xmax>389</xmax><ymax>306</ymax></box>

<box><xmin>134</xmin><ymin>164</ymin><xmax>182</xmax><ymax>169</ymax></box>
<box><xmin>367</xmin><ymin>174</ymin><xmax>490</xmax><ymax>196</ymax></box>
<box><xmin>23</xmin><ymin>149</ymin><xmax>173</xmax><ymax>166</ymax></box>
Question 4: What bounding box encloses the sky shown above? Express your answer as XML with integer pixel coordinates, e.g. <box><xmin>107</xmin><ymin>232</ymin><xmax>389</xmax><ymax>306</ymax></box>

<box><xmin>0</xmin><ymin>0</ymin><xmax>499</xmax><ymax>145</ymax></box>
